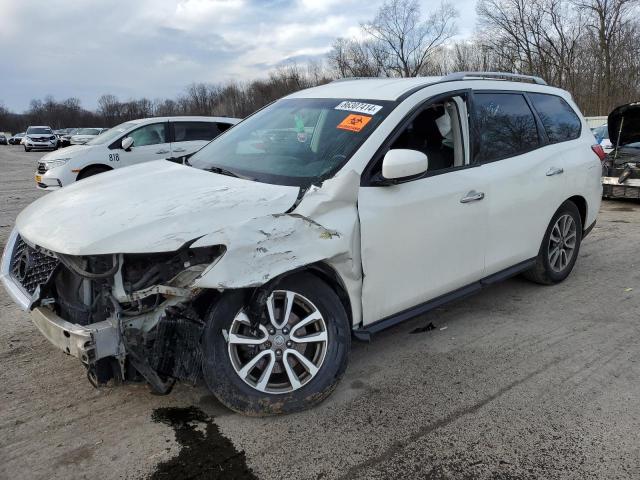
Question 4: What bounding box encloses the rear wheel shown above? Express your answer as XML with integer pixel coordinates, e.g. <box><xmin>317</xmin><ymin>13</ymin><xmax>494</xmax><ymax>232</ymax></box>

<box><xmin>24</xmin><ymin>146</ymin><xmax>31</xmax><ymax>152</ymax></box>
<box><xmin>201</xmin><ymin>273</ymin><xmax>351</xmax><ymax>415</ymax></box>
<box><xmin>523</xmin><ymin>201</ymin><xmax>582</xmax><ymax>285</ymax></box>
<box><xmin>76</xmin><ymin>165</ymin><xmax>111</xmax><ymax>181</ymax></box>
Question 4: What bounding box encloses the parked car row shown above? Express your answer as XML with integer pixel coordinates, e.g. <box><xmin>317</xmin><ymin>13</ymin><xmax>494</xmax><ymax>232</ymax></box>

<box><xmin>2</xmin><ymin>126</ymin><xmax>109</xmax><ymax>150</ymax></box>
<box><xmin>0</xmin><ymin>73</ymin><xmax>604</xmax><ymax>415</ymax></box>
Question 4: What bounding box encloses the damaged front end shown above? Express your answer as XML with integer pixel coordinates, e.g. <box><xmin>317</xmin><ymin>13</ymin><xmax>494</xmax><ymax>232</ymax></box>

<box><xmin>0</xmin><ymin>228</ymin><xmax>225</xmax><ymax>392</ymax></box>
<box><xmin>602</xmin><ymin>102</ymin><xmax>640</xmax><ymax>200</ymax></box>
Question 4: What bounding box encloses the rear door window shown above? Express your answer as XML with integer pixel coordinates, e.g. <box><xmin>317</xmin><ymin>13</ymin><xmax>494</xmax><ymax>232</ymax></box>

<box><xmin>473</xmin><ymin>93</ymin><xmax>540</xmax><ymax>163</ymax></box>
<box><xmin>528</xmin><ymin>93</ymin><xmax>582</xmax><ymax>143</ymax></box>
<box><xmin>173</xmin><ymin>122</ymin><xmax>220</xmax><ymax>142</ymax></box>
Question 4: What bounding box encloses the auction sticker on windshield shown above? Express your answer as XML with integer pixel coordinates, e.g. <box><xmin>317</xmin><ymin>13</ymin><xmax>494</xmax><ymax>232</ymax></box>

<box><xmin>335</xmin><ymin>101</ymin><xmax>383</xmax><ymax>115</ymax></box>
<box><xmin>337</xmin><ymin>114</ymin><xmax>372</xmax><ymax>132</ymax></box>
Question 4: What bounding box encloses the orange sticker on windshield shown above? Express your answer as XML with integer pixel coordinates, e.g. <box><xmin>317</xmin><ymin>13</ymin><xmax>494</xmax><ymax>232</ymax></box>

<box><xmin>337</xmin><ymin>114</ymin><xmax>372</xmax><ymax>132</ymax></box>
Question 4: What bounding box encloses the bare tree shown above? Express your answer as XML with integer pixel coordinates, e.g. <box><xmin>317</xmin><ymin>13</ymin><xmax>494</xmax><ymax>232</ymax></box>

<box><xmin>97</xmin><ymin>94</ymin><xmax>121</xmax><ymax>125</ymax></box>
<box><xmin>574</xmin><ymin>0</ymin><xmax>640</xmax><ymax>113</ymax></box>
<box><xmin>362</xmin><ymin>0</ymin><xmax>458</xmax><ymax>77</ymax></box>
<box><xmin>477</xmin><ymin>0</ymin><xmax>640</xmax><ymax>114</ymax></box>
<box><xmin>327</xmin><ymin>38</ymin><xmax>384</xmax><ymax>77</ymax></box>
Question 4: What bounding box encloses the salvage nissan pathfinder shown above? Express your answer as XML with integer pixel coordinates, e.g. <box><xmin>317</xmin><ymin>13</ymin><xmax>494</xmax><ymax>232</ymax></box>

<box><xmin>1</xmin><ymin>73</ymin><xmax>602</xmax><ymax>414</ymax></box>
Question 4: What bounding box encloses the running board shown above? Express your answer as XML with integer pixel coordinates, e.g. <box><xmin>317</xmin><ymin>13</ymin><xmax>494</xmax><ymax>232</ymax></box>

<box><xmin>352</xmin><ymin>258</ymin><xmax>536</xmax><ymax>342</ymax></box>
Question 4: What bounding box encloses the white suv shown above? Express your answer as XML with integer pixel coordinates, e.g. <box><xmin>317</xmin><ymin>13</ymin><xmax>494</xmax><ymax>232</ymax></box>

<box><xmin>23</xmin><ymin>126</ymin><xmax>58</xmax><ymax>151</ymax></box>
<box><xmin>1</xmin><ymin>73</ymin><xmax>602</xmax><ymax>415</ymax></box>
<box><xmin>34</xmin><ymin>116</ymin><xmax>239</xmax><ymax>189</ymax></box>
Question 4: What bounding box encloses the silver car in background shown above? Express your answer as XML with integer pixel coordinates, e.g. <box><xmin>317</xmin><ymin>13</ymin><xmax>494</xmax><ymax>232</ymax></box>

<box><xmin>23</xmin><ymin>126</ymin><xmax>58</xmax><ymax>152</ymax></box>
<box><xmin>70</xmin><ymin>128</ymin><xmax>107</xmax><ymax>145</ymax></box>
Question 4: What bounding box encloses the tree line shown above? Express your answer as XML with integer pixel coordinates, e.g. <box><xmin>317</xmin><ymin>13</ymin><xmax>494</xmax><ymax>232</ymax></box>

<box><xmin>1</xmin><ymin>0</ymin><xmax>638</xmax><ymax>134</ymax></box>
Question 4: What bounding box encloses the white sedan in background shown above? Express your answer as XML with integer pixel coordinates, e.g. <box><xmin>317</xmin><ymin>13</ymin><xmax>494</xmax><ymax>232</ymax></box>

<box><xmin>69</xmin><ymin>128</ymin><xmax>108</xmax><ymax>145</ymax></box>
<box><xmin>35</xmin><ymin>116</ymin><xmax>239</xmax><ymax>189</ymax></box>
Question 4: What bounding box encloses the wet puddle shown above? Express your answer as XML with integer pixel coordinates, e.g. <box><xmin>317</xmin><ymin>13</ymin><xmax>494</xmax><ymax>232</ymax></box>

<box><xmin>149</xmin><ymin>406</ymin><xmax>257</xmax><ymax>479</ymax></box>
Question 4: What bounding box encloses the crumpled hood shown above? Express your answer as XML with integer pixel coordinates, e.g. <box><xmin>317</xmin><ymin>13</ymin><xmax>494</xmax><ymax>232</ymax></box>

<box><xmin>16</xmin><ymin>160</ymin><xmax>299</xmax><ymax>255</ymax></box>
<box><xmin>41</xmin><ymin>144</ymin><xmax>93</xmax><ymax>161</ymax></box>
<box><xmin>608</xmin><ymin>102</ymin><xmax>640</xmax><ymax>147</ymax></box>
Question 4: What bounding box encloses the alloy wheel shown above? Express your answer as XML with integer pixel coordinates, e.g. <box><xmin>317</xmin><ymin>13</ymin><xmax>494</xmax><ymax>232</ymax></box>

<box><xmin>548</xmin><ymin>213</ymin><xmax>577</xmax><ymax>273</ymax></box>
<box><xmin>227</xmin><ymin>290</ymin><xmax>328</xmax><ymax>394</ymax></box>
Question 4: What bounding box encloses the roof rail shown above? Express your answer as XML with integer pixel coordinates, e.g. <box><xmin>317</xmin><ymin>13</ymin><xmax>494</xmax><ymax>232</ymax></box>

<box><xmin>330</xmin><ymin>77</ymin><xmax>382</xmax><ymax>83</ymax></box>
<box><xmin>441</xmin><ymin>71</ymin><xmax>547</xmax><ymax>85</ymax></box>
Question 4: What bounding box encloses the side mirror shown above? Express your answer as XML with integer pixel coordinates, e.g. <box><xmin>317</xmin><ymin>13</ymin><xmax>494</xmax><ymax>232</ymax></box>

<box><xmin>382</xmin><ymin>149</ymin><xmax>429</xmax><ymax>180</ymax></box>
<box><xmin>121</xmin><ymin>137</ymin><xmax>134</xmax><ymax>150</ymax></box>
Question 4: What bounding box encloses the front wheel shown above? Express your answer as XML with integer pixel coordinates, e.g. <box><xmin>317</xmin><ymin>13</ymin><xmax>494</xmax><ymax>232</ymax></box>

<box><xmin>523</xmin><ymin>201</ymin><xmax>583</xmax><ymax>285</ymax></box>
<box><xmin>24</xmin><ymin>146</ymin><xmax>30</xmax><ymax>152</ymax></box>
<box><xmin>201</xmin><ymin>273</ymin><xmax>351</xmax><ymax>415</ymax></box>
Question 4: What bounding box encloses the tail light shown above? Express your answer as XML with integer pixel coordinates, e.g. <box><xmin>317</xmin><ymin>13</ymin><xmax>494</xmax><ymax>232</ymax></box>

<box><xmin>591</xmin><ymin>144</ymin><xmax>607</xmax><ymax>161</ymax></box>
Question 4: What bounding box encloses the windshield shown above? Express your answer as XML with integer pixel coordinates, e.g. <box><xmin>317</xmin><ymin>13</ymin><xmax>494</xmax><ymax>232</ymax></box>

<box><xmin>189</xmin><ymin>98</ymin><xmax>394</xmax><ymax>186</ymax></box>
<box><xmin>87</xmin><ymin>121</ymin><xmax>138</xmax><ymax>146</ymax></box>
<box><xmin>27</xmin><ymin>127</ymin><xmax>52</xmax><ymax>135</ymax></box>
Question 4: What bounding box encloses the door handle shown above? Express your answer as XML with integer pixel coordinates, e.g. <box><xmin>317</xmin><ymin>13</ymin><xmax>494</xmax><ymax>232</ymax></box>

<box><xmin>460</xmin><ymin>190</ymin><xmax>485</xmax><ymax>203</ymax></box>
<box><xmin>546</xmin><ymin>167</ymin><xmax>564</xmax><ymax>176</ymax></box>
<box><xmin>155</xmin><ymin>149</ymin><xmax>170</xmax><ymax>154</ymax></box>
<box><xmin>173</xmin><ymin>147</ymin><xmax>186</xmax><ymax>152</ymax></box>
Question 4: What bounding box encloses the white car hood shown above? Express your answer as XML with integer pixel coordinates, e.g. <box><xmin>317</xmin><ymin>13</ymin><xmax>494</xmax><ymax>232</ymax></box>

<box><xmin>41</xmin><ymin>144</ymin><xmax>93</xmax><ymax>161</ymax></box>
<box><xmin>16</xmin><ymin>160</ymin><xmax>300</xmax><ymax>255</ymax></box>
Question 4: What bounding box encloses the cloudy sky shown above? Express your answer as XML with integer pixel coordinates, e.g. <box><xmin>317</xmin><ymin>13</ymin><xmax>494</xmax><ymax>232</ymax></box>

<box><xmin>0</xmin><ymin>0</ymin><xmax>477</xmax><ymax>112</ymax></box>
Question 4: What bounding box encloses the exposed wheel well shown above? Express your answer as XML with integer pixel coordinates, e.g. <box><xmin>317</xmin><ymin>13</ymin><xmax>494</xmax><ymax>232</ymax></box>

<box><xmin>305</xmin><ymin>262</ymin><xmax>353</xmax><ymax>327</ymax></box>
<box><xmin>77</xmin><ymin>164</ymin><xmax>112</xmax><ymax>180</ymax></box>
<box><xmin>194</xmin><ymin>263</ymin><xmax>354</xmax><ymax>327</ymax></box>
<box><xmin>567</xmin><ymin>195</ymin><xmax>587</xmax><ymax>230</ymax></box>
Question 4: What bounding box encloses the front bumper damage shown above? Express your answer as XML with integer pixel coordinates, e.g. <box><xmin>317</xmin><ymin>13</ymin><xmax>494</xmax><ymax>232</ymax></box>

<box><xmin>2</xmin><ymin>170</ymin><xmax>364</xmax><ymax>395</ymax></box>
<box><xmin>30</xmin><ymin>307</ymin><xmax>120</xmax><ymax>364</ymax></box>
<box><xmin>1</xmin><ymin>228</ymin><xmax>213</xmax><ymax>391</ymax></box>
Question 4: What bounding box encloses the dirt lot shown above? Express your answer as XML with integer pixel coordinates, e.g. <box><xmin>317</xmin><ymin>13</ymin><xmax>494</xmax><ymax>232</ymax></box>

<box><xmin>1</xmin><ymin>145</ymin><xmax>639</xmax><ymax>480</ymax></box>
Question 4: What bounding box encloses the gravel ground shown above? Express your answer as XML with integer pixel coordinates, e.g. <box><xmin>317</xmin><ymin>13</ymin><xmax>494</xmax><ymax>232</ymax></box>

<box><xmin>1</xmin><ymin>145</ymin><xmax>639</xmax><ymax>480</ymax></box>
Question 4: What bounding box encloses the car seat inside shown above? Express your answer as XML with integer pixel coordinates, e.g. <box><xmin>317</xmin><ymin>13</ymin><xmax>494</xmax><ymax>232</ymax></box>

<box><xmin>389</xmin><ymin>95</ymin><xmax>466</xmax><ymax>172</ymax></box>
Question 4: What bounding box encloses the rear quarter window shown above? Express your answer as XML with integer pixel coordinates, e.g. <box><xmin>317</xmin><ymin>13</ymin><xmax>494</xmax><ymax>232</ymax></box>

<box><xmin>528</xmin><ymin>93</ymin><xmax>582</xmax><ymax>143</ymax></box>
<box><xmin>473</xmin><ymin>92</ymin><xmax>540</xmax><ymax>163</ymax></box>
<box><xmin>174</xmin><ymin>122</ymin><xmax>220</xmax><ymax>142</ymax></box>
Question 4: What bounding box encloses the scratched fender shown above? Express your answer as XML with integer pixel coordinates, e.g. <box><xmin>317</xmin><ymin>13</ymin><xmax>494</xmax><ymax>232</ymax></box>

<box><xmin>193</xmin><ymin>170</ymin><xmax>363</xmax><ymax>324</ymax></box>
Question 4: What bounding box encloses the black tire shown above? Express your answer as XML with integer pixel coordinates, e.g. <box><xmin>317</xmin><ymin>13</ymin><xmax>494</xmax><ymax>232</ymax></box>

<box><xmin>523</xmin><ymin>200</ymin><xmax>583</xmax><ymax>285</ymax></box>
<box><xmin>24</xmin><ymin>146</ymin><xmax>31</xmax><ymax>152</ymax></box>
<box><xmin>201</xmin><ymin>272</ymin><xmax>351</xmax><ymax>415</ymax></box>
<box><xmin>76</xmin><ymin>165</ymin><xmax>111</xmax><ymax>180</ymax></box>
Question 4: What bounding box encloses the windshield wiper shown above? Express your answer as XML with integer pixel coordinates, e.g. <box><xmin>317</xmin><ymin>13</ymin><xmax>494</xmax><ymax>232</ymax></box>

<box><xmin>204</xmin><ymin>166</ymin><xmax>241</xmax><ymax>178</ymax></box>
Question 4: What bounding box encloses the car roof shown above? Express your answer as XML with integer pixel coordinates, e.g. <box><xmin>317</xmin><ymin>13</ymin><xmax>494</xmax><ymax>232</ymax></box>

<box><xmin>125</xmin><ymin>116</ymin><xmax>241</xmax><ymax>125</ymax></box>
<box><xmin>27</xmin><ymin>125</ymin><xmax>52</xmax><ymax>128</ymax></box>
<box><xmin>286</xmin><ymin>76</ymin><xmax>569</xmax><ymax>102</ymax></box>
